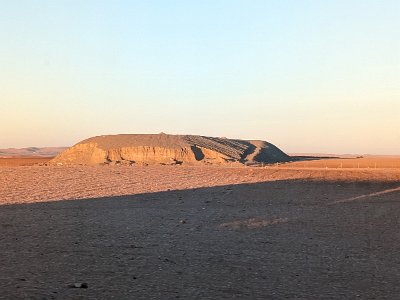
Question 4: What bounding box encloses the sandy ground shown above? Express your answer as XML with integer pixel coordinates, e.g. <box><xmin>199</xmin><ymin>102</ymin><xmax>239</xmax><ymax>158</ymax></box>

<box><xmin>0</xmin><ymin>157</ymin><xmax>53</xmax><ymax>167</ymax></box>
<box><xmin>1</xmin><ymin>165</ymin><xmax>400</xmax><ymax>205</ymax></box>
<box><xmin>1</xmin><ymin>165</ymin><xmax>400</xmax><ymax>299</ymax></box>
<box><xmin>285</xmin><ymin>157</ymin><xmax>400</xmax><ymax>169</ymax></box>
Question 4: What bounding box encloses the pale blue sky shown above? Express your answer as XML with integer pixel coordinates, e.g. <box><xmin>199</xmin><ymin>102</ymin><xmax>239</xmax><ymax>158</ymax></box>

<box><xmin>1</xmin><ymin>0</ymin><xmax>399</xmax><ymax>154</ymax></box>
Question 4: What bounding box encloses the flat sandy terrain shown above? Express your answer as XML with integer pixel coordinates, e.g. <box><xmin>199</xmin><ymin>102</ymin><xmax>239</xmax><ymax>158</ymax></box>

<box><xmin>285</xmin><ymin>156</ymin><xmax>400</xmax><ymax>169</ymax></box>
<box><xmin>0</xmin><ymin>157</ymin><xmax>53</xmax><ymax>167</ymax></box>
<box><xmin>1</xmin><ymin>165</ymin><xmax>400</xmax><ymax>299</ymax></box>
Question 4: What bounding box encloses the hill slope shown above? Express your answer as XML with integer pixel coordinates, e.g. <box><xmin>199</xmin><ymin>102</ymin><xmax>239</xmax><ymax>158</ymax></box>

<box><xmin>50</xmin><ymin>133</ymin><xmax>289</xmax><ymax>165</ymax></box>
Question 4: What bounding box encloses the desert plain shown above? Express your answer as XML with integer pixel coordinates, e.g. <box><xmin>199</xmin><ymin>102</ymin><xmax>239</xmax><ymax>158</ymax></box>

<box><xmin>1</xmin><ymin>153</ymin><xmax>400</xmax><ymax>299</ymax></box>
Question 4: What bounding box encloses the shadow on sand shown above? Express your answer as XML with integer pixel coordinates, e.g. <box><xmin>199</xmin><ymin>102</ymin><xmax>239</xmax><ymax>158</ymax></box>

<box><xmin>1</xmin><ymin>179</ymin><xmax>400</xmax><ymax>299</ymax></box>
<box><xmin>289</xmin><ymin>155</ymin><xmax>344</xmax><ymax>162</ymax></box>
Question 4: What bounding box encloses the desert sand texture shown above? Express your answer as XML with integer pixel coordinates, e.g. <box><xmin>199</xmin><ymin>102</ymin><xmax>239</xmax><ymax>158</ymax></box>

<box><xmin>0</xmin><ymin>157</ymin><xmax>53</xmax><ymax>167</ymax></box>
<box><xmin>1</xmin><ymin>165</ymin><xmax>400</xmax><ymax>299</ymax></box>
<box><xmin>285</xmin><ymin>156</ymin><xmax>400</xmax><ymax>169</ymax></box>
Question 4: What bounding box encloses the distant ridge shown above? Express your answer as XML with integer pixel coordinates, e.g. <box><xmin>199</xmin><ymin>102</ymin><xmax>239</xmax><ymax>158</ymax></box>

<box><xmin>51</xmin><ymin>133</ymin><xmax>290</xmax><ymax>166</ymax></box>
<box><xmin>0</xmin><ymin>147</ymin><xmax>67</xmax><ymax>158</ymax></box>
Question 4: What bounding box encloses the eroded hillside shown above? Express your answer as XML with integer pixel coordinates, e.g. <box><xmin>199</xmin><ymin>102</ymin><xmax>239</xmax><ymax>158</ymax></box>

<box><xmin>50</xmin><ymin>133</ymin><xmax>289</xmax><ymax>165</ymax></box>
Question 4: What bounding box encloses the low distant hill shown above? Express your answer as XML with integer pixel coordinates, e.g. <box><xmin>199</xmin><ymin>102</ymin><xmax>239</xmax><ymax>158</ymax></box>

<box><xmin>51</xmin><ymin>133</ymin><xmax>290</xmax><ymax>166</ymax></box>
<box><xmin>0</xmin><ymin>147</ymin><xmax>67</xmax><ymax>158</ymax></box>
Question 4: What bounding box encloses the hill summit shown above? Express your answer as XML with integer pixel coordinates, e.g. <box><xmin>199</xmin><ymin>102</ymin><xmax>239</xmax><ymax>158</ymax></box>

<box><xmin>51</xmin><ymin>133</ymin><xmax>290</xmax><ymax>166</ymax></box>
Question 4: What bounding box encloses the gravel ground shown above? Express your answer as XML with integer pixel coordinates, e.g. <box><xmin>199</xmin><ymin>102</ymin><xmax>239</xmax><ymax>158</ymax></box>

<box><xmin>1</xmin><ymin>166</ymin><xmax>400</xmax><ymax>299</ymax></box>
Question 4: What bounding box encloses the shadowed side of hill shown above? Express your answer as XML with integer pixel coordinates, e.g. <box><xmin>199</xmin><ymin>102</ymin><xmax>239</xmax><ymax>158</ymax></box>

<box><xmin>244</xmin><ymin>140</ymin><xmax>290</xmax><ymax>164</ymax></box>
<box><xmin>50</xmin><ymin>133</ymin><xmax>290</xmax><ymax>166</ymax></box>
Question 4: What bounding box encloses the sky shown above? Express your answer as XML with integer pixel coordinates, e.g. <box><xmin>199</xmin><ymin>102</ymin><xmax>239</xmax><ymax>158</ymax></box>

<box><xmin>1</xmin><ymin>0</ymin><xmax>399</xmax><ymax>154</ymax></box>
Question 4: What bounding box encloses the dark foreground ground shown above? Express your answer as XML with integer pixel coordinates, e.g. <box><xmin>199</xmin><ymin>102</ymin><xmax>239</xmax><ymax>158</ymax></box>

<box><xmin>1</xmin><ymin>177</ymin><xmax>400</xmax><ymax>299</ymax></box>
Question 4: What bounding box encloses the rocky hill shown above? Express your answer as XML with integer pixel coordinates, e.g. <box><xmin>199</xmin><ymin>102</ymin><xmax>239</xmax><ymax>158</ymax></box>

<box><xmin>50</xmin><ymin>133</ymin><xmax>290</xmax><ymax>166</ymax></box>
